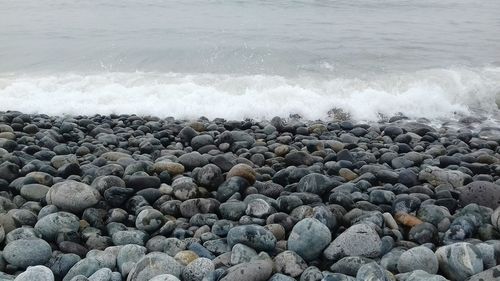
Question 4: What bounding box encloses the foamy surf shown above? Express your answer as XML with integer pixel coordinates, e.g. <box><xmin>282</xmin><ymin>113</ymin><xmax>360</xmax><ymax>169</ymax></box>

<box><xmin>0</xmin><ymin>67</ymin><xmax>499</xmax><ymax>122</ymax></box>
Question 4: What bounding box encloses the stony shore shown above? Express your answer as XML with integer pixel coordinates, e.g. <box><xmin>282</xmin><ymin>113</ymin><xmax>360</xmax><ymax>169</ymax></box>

<box><xmin>0</xmin><ymin>111</ymin><xmax>499</xmax><ymax>281</ymax></box>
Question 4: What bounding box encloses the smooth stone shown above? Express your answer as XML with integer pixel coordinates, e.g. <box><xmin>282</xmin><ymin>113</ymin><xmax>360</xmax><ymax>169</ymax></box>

<box><xmin>491</xmin><ymin>206</ymin><xmax>500</xmax><ymax>230</ymax></box>
<box><xmin>219</xmin><ymin>260</ymin><xmax>273</xmax><ymax>281</ymax></box>
<box><xmin>297</xmin><ymin>173</ymin><xmax>333</xmax><ymax>196</ymax></box>
<box><xmin>178</xmin><ymin>152</ymin><xmax>208</xmax><ymax>170</ymax></box>
<box><xmin>149</xmin><ymin>275</ymin><xmax>181</xmax><ymax>281</ymax></box>
<box><xmin>163</xmin><ymin>238</ymin><xmax>187</xmax><ymax>257</ymax></box>
<box><xmin>466</xmin><ymin>265</ymin><xmax>500</xmax><ymax>281</ymax></box>
<box><xmin>5</xmin><ymin>227</ymin><xmax>41</xmax><ymax>244</ymax></box>
<box><xmin>14</xmin><ymin>265</ymin><xmax>54</xmax><ymax>281</ymax></box>
<box><xmin>356</xmin><ymin>262</ymin><xmax>392</xmax><ymax>281</ymax></box>
<box><xmin>397</xmin><ymin>246</ymin><xmax>438</xmax><ymax>274</ymax></box>
<box><xmin>3</xmin><ymin>238</ymin><xmax>52</xmax><ymax>268</ymax></box>
<box><xmin>227</xmin><ymin>225</ymin><xmax>277</xmax><ymax>252</ymax></box>
<box><xmin>88</xmin><ymin>268</ymin><xmax>112</xmax><ymax>281</ymax></box>
<box><xmin>300</xmin><ymin>266</ymin><xmax>323</xmax><ymax>281</ymax></box>
<box><xmin>135</xmin><ymin>209</ymin><xmax>165</xmax><ymax>232</ymax></box>
<box><xmin>47</xmin><ymin>253</ymin><xmax>81</xmax><ymax>280</ymax></box>
<box><xmin>408</xmin><ymin>222</ymin><xmax>438</xmax><ymax>244</ymax></box>
<box><xmin>230</xmin><ymin>243</ymin><xmax>258</xmax><ymax>265</ymax></box>
<box><xmin>288</xmin><ymin>218</ymin><xmax>332</xmax><ymax>261</ymax></box>
<box><xmin>192</xmin><ymin>164</ymin><xmax>223</xmax><ymax>190</ymax></box>
<box><xmin>435</xmin><ymin>242</ymin><xmax>483</xmax><ymax>281</ymax></box>
<box><xmin>117</xmin><ymin>244</ymin><xmax>147</xmax><ymax>277</ymax></box>
<box><xmin>220</xmin><ymin>201</ymin><xmax>247</xmax><ymax>221</ymax></box>
<box><xmin>126</xmin><ymin>252</ymin><xmax>183</xmax><ymax>280</ymax></box>
<box><xmin>274</xmin><ymin>250</ymin><xmax>308</xmax><ymax>278</ymax></box>
<box><xmin>182</xmin><ymin>258</ymin><xmax>215</xmax><ymax>281</ymax></box>
<box><xmin>269</xmin><ymin>273</ymin><xmax>297</xmax><ymax>281</ymax></box>
<box><xmin>403</xmin><ymin>270</ymin><xmax>448</xmax><ymax>281</ymax></box>
<box><xmin>227</xmin><ymin>164</ymin><xmax>256</xmax><ymax>185</ymax></box>
<box><xmin>20</xmin><ymin>184</ymin><xmax>50</xmax><ymax>201</ymax></box>
<box><xmin>86</xmin><ymin>248</ymin><xmax>118</xmax><ymax>270</ymax></box>
<box><xmin>46</xmin><ymin>180</ymin><xmax>101</xmax><ymax>213</ymax></box>
<box><xmin>112</xmin><ymin>230</ymin><xmax>148</xmax><ymax>246</ymax></box>
<box><xmin>34</xmin><ymin>212</ymin><xmax>80</xmax><ymax>241</ymax></box>
<box><xmin>330</xmin><ymin>256</ymin><xmax>374</xmax><ymax>277</ymax></box>
<box><xmin>62</xmin><ymin>257</ymin><xmax>100</xmax><ymax>281</ymax></box>
<box><xmin>216</xmin><ymin>177</ymin><xmax>249</xmax><ymax>202</ymax></box>
<box><xmin>246</xmin><ymin>198</ymin><xmax>276</xmax><ymax>218</ymax></box>
<box><xmin>324</xmin><ymin>224</ymin><xmax>382</xmax><ymax>261</ymax></box>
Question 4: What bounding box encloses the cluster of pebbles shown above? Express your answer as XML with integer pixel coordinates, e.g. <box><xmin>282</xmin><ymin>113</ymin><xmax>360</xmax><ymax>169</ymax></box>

<box><xmin>0</xmin><ymin>111</ymin><xmax>499</xmax><ymax>281</ymax></box>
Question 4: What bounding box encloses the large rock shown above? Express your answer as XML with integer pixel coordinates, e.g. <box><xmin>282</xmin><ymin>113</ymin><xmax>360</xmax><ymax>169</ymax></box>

<box><xmin>288</xmin><ymin>218</ymin><xmax>331</xmax><ymax>261</ymax></box>
<box><xmin>46</xmin><ymin>180</ymin><xmax>101</xmax><ymax>212</ymax></box>
<box><xmin>3</xmin><ymin>238</ymin><xmax>52</xmax><ymax>268</ymax></box>
<box><xmin>227</xmin><ymin>225</ymin><xmax>277</xmax><ymax>252</ymax></box>
<box><xmin>435</xmin><ymin>242</ymin><xmax>483</xmax><ymax>281</ymax></box>
<box><xmin>418</xmin><ymin>166</ymin><xmax>468</xmax><ymax>188</ymax></box>
<box><xmin>458</xmin><ymin>181</ymin><xmax>500</xmax><ymax>209</ymax></box>
<box><xmin>323</xmin><ymin>224</ymin><xmax>382</xmax><ymax>261</ymax></box>
<box><xmin>397</xmin><ymin>246</ymin><xmax>438</xmax><ymax>274</ymax></box>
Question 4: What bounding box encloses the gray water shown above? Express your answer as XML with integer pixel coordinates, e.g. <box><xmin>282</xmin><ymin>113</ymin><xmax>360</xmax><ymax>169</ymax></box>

<box><xmin>0</xmin><ymin>0</ymin><xmax>499</xmax><ymax>121</ymax></box>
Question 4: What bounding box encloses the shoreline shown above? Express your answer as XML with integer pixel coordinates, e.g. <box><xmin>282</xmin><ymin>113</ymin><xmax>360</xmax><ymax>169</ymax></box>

<box><xmin>0</xmin><ymin>111</ymin><xmax>499</xmax><ymax>280</ymax></box>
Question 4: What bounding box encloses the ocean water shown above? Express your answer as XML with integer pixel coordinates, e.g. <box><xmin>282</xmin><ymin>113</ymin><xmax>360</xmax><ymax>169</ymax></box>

<box><xmin>1</xmin><ymin>0</ymin><xmax>499</xmax><ymax>122</ymax></box>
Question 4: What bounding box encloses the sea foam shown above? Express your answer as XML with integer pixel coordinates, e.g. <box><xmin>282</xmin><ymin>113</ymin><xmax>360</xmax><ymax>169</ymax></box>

<box><xmin>0</xmin><ymin>67</ymin><xmax>498</xmax><ymax>122</ymax></box>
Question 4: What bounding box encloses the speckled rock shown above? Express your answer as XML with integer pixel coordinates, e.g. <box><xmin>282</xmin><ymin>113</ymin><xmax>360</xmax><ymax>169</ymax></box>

<box><xmin>227</xmin><ymin>225</ymin><xmax>277</xmax><ymax>252</ymax></box>
<box><xmin>274</xmin><ymin>250</ymin><xmax>308</xmax><ymax>278</ymax></box>
<box><xmin>34</xmin><ymin>211</ymin><xmax>80</xmax><ymax>241</ymax></box>
<box><xmin>458</xmin><ymin>181</ymin><xmax>500</xmax><ymax>209</ymax></box>
<box><xmin>324</xmin><ymin>224</ymin><xmax>382</xmax><ymax>261</ymax></box>
<box><xmin>182</xmin><ymin>258</ymin><xmax>215</xmax><ymax>281</ymax></box>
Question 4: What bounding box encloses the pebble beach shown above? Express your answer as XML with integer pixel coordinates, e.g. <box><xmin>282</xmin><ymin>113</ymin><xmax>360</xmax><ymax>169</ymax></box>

<box><xmin>0</xmin><ymin>111</ymin><xmax>499</xmax><ymax>281</ymax></box>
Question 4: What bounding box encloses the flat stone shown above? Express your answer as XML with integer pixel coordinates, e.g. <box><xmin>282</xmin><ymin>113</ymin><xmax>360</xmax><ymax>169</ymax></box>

<box><xmin>46</xmin><ymin>180</ymin><xmax>101</xmax><ymax>213</ymax></box>
<box><xmin>219</xmin><ymin>260</ymin><xmax>273</xmax><ymax>281</ymax></box>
